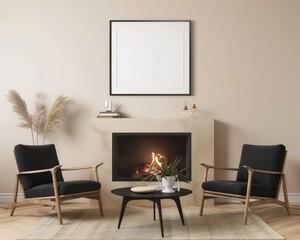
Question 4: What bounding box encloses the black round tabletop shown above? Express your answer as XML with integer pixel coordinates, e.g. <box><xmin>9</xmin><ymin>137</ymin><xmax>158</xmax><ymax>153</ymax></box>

<box><xmin>111</xmin><ymin>187</ymin><xmax>192</xmax><ymax>199</ymax></box>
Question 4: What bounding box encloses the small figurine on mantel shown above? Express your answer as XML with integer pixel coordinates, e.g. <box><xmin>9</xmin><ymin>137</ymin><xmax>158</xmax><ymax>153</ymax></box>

<box><xmin>105</xmin><ymin>100</ymin><xmax>112</xmax><ymax>112</ymax></box>
<box><xmin>97</xmin><ymin>101</ymin><xmax>122</xmax><ymax>118</ymax></box>
<box><xmin>181</xmin><ymin>101</ymin><xmax>189</xmax><ymax>118</ymax></box>
<box><xmin>189</xmin><ymin>104</ymin><xmax>200</xmax><ymax>118</ymax></box>
<box><xmin>181</xmin><ymin>101</ymin><xmax>201</xmax><ymax>118</ymax></box>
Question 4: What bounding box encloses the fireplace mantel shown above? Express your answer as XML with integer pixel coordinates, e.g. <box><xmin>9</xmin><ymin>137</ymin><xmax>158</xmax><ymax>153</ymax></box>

<box><xmin>90</xmin><ymin>118</ymin><xmax>214</xmax><ymax>207</ymax></box>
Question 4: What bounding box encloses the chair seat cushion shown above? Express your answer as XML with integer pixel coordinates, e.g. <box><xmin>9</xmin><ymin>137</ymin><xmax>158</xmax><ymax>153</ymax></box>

<box><xmin>202</xmin><ymin>180</ymin><xmax>277</xmax><ymax>198</ymax></box>
<box><xmin>24</xmin><ymin>180</ymin><xmax>101</xmax><ymax>198</ymax></box>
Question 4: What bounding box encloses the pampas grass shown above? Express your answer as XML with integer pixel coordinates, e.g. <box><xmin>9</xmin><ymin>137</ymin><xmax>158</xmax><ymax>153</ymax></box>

<box><xmin>43</xmin><ymin>95</ymin><xmax>67</xmax><ymax>144</ymax></box>
<box><xmin>7</xmin><ymin>90</ymin><xmax>35</xmax><ymax>144</ymax></box>
<box><xmin>32</xmin><ymin>93</ymin><xmax>47</xmax><ymax>144</ymax></box>
<box><xmin>6</xmin><ymin>90</ymin><xmax>67</xmax><ymax>145</ymax></box>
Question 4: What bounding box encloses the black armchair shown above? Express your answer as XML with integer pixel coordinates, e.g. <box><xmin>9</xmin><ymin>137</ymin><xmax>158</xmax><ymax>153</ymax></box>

<box><xmin>10</xmin><ymin>144</ymin><xmax>104</xmax><ymax>224</ymax></box>
<box><xmin>200</xmin><ymin>144</ymin><xmax>290</xmax><ymax>224</ymax></box>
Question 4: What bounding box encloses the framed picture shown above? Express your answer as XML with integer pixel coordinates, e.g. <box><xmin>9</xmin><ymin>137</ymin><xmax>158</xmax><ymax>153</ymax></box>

<box><xmin>110</xmin><ymin>20</ymin><xmax>191</xmax><ymax>95</ymax></box>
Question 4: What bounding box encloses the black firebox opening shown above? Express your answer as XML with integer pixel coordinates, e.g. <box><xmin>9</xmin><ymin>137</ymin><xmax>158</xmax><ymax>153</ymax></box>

<box><xmin>112</xmin><ymin>132</ymin><xmax>191</xmax><ymax>181</ymax></box>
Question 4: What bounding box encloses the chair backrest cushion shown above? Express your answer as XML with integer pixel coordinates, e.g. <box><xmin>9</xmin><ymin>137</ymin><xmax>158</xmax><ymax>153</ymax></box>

<box><xmin>14</xmin><ymin>144</ymin><xmax>64</xmax><ymax>191</ymax></box>
<box><xmin>236</xmin><ymin>144</ymin><xmax>286</xmax><ymax>191</ymax></box>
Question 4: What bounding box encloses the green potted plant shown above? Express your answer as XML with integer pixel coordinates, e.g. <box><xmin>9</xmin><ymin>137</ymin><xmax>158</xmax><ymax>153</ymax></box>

<box><xmin>144</xmin><ymin>156</ymin><xmax>190</xmax><ymax>193</ymax></box>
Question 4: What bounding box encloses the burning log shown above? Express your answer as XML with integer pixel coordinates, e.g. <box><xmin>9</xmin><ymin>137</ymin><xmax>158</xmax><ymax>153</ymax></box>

<box><xmin>132</xmin><ymin>152</ymin><xmax>165</xmax><ymax>179</ymax></box>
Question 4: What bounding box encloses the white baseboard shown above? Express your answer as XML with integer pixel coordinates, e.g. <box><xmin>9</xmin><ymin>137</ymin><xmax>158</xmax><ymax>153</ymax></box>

<box><xmin>0</xmin><ymin>193</ymin><xmax>23</xmax><ymax>203</ymax></box>
<box><xmin>278</xmin><ymin>193</ymin><xmax>300</xmax><ymax>202</ymax></box>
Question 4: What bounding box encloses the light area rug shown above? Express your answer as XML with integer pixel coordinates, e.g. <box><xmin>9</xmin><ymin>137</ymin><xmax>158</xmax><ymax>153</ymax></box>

<box><xmin>20</xmin><ymin>206</ymin><xmax>284</xmax><ymax>240</ymax></box>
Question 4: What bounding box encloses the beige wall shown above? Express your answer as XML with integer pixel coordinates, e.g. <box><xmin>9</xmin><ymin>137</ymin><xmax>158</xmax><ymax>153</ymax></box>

<box><xmin>0</xmin><ymin>0</ymin><xmax>300</xmax><ymax>202</ymax></box>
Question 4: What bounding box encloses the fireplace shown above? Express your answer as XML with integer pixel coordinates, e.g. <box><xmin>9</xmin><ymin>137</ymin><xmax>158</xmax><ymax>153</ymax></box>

<box><xmin>112</xmin><ymin>132</ymin><xmax>191</xmax><ymax>181</ymax></box>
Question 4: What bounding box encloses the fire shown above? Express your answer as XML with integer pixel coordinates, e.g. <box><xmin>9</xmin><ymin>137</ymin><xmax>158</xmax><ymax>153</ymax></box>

<box><xmin>136</xmin><ymin>152</ymin><xmax>165</xmax><ymax>174</ymax></box>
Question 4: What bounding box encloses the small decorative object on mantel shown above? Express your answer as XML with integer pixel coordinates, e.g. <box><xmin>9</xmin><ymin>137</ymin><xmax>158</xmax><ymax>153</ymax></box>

<box><xmin>181</xmin><ymin>101</ymin><xmax>189</xmax><ymax>117</ymax></box>
<box><xmin>97</xmin><ymin>101</ymin><xmax>122</xmax><ymax>118</ymax></box>
<box><xmin>189</xmin><ymin>104</ymin><xmax>200</xmax><ymax>118</ymax></box>
<box><xmin>181</xmin><ymin>102</ymin><xmax>202</xmax><ymax>118</ymax></box>
<box><xmin>6</xmin><ymin>89</ymin><xmax>67</xmax><ymax>145</ymax></box>
<box><xmin>104</xmin><ymin>100</ymin><xmax>112</xmax><ymax>112</ymax></box>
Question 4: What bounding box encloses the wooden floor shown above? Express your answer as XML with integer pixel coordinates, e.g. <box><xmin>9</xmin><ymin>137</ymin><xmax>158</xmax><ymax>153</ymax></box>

<box><xmin>0</xmin><ymin>202</ymin><xmax>299</xmax><ymax>240</ymax></box>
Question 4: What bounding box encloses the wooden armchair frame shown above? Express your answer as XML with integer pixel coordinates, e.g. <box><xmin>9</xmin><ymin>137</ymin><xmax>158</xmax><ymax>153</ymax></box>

<box><xmin>200</xmin><ymin>151</ymin><xmax>290</xmax><ymax>224</ymax></box>
<box><xmin>10</xmin><ymin>163</ymin><xmax>104</xmax><ymax>224</ymax></box>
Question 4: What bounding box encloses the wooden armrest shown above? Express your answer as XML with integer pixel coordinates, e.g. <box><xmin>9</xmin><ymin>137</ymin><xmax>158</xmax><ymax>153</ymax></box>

<box><xmin>61</xmin><ymin>162</ymin><xmax>103</xmax><ymax>171</ymax></box>
<box><xmin>200</xmin><ymin>163</ymin><xmax>238</xmax><ymax>171</ymax></box>
<box><xmin>93</xmin><ymin>162</ymin><xmax>104</xmax><ymax>168</ymax></box>
<box><xmin>61</xmin><ymin>162</ymin><xmax>103</xmax><ymax>182</ymax></box>
<box><xmin>62</xmin><ymin>166</ymin><xmax>92</xmax><ymax>171</ymax></box>
<box><xmin>18</xmin><ymin>165</ymin><xmax>62</xmax><ymax>175</ymax></box>
<box><xmin>243</xmin><ymin>165</ymin><xmax>284</xmax><ymax>175</ymax></box>
<box><xmin>201</xmin><ymin>163</ymin><xmax>237</xmax><ymax>182</ymax></box>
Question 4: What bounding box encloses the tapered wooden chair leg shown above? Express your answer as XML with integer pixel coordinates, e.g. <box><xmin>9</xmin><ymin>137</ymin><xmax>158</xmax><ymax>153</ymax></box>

<box><xmin>199</xmin><ymin>191</ymin><xmax>205</xmax><ymax>216</ymax></box>
<box><xmin>282</xmin><ymin>175</ymin><xmax>290</xmax><ymax>215</ymax></box>
<box><xmin>244</xmin><ymin>187</ymin><xmax>252</xmax><ymax>225</ymax></box>
<box><xmin>55</xmin><ymin>200</ymin><xmax>63</xmax><ymax>225</ymax></box>
<box><xmin>243</xmin><ymin>169</ymin><xmax>253</xmax><ymax>225</ymax></box>
<box><xmin>52</xmin><ymin>174</ymin><xmax>63</xmax><ymax>225</ymax></box>
<box><xmin>98</xmin><ymin>191</ymin><xmax>104</xmax><ymax>216</ymax></box>
<box><xmin>243</xmin><ymin>203</ymin><xmax>249</xmax><ymax>225</ymax></box>
<box><xmin>10</xmin><ymin>175</ymin><xmax>19</xmax><ymax>216</ymax></box>
<box><xmin>10</xmin><ymin>204</ymin><xmax>17</xmax><ymax>217</ymax></box>
<box><xmin>243</xmin><ymin>192</ymin><xmax>251</xmax><ymax>225</ymax></box>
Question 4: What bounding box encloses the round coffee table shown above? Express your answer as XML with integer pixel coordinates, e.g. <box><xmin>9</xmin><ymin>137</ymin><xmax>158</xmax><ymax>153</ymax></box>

<box><xmin>111</xmin><ymin>187</ymin><xmax>192</xmax><ymax>238</ymax></box>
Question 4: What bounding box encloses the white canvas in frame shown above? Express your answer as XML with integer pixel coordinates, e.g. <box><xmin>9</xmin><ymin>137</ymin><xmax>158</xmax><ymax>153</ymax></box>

<box><xmin>110</xmin><ymin>21</ymin><xmax>191</xmax><ymax>95</ymax></box>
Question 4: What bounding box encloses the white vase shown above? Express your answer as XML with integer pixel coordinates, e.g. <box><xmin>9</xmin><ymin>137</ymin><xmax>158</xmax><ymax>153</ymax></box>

<box><xmin>162</xmin><ymin>176</ymin><xmax>176</xmax><ymax>193</ymax></box>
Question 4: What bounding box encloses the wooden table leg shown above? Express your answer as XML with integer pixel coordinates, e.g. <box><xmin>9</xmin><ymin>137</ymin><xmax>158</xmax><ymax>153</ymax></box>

<box><xmin>118</xmin><ymin>197</ymin><xmax>130</xmax><ymax>229</ymax></box>
<box><xmin>173</xmin><ymin>197</ymin><xmax>185</xmax><ymax>225</ymax></box>
<box><xmin>155</xmin><ymin>199</ymin><xmax>164</xmax><ymax>238</ymax></box>
<box><xmin>153</xmin><ymin>200</ymin><xmax>156</xmax><ymax>221</ymax></box>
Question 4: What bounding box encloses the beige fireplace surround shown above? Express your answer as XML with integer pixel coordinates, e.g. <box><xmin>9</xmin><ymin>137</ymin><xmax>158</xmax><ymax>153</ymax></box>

<box><xmin>90</xmin><ymin>117</ymin><xmax>214</xmax><ymax>207</ymax></box>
